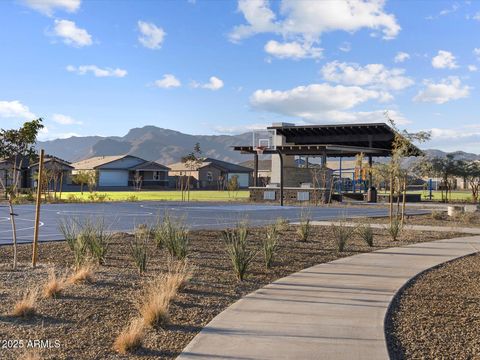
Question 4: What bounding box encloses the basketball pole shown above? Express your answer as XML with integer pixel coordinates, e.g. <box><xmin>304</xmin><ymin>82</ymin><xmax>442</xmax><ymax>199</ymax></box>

<box><xmin>32</xmin><ymin>149</ymin><xmax>44</xmax><ymax>268</ymax></box>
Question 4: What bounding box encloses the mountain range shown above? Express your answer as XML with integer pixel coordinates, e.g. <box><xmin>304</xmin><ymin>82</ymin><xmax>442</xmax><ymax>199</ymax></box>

<box><xmin>37</xmin><ymin>125</ymin><xmax>480</xmax><ymax>165</ymax></box>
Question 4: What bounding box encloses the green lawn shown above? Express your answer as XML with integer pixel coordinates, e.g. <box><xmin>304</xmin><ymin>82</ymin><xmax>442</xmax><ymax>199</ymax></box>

<box><xmin>407</xmin><ymin>190</ymin><xmax>473</xmax><ymax>202</ymax></box>
<box><xmin>62</xmin><ymin>190</ymin><xmax>250</xmax><ymax>202</ymax></box>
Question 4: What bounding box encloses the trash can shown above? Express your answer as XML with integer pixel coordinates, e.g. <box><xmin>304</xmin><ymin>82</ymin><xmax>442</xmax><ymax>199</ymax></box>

<box><xmin>367</xmin><ymin>187</ymin><xmax>377</xmax><ymax>203</ymax></box>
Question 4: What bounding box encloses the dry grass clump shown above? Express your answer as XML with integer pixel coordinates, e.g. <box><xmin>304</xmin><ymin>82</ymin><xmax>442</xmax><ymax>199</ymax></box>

<box><xmin>12</xmin><ymin>287</ymin><xmax>39</xmax><ymax>317</ymax></box>
<box><xmin>166</xmin><ymin>258</ymin><xmax>195</xmax><ymax>291</ymax></box>
<box><xmin>18</xmin><ymin>349</ymin><xmax>42</xmax><ymax>360</ymax></box>
<box><xmin>138</xmin><ymin>275</ymin><xmax>175</xmax><ymax>327</ymax></box>
<box><xmin>43</xmin><ymin>268</ymin><xmax>67</xmax><ymax>299</ymax></box>
<box><xmin>431</xmin><ymin>210</ymin><xmax>445</xmax><ymax>220</ymax></box>
<box><xmin>68</xmin><ymin>263</ymin><xmax>96</xmax><ymax>284</ymax></box>
<box><xmin>113</xmin><ymin>317</ymin><xmax>145</xmax><ymax>354</ymax></box>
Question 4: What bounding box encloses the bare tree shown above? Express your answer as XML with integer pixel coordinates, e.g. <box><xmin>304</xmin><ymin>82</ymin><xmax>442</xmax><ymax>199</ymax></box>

<box><xmin>0</xmin><ymin>119</ymin><xmax>44</xmax><ymax>269</ymax></box>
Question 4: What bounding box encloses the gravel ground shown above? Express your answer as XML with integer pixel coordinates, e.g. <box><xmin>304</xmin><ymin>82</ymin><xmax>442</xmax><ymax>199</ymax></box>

<box><xmin>0</xmin><ymin>225</ymin><xmax>467</xmax><ymax>360</ymax></box>
<box><xmin>386</xmin><ymin>253</ymin><xmax>480</xmax><ymax>359</ymax></box>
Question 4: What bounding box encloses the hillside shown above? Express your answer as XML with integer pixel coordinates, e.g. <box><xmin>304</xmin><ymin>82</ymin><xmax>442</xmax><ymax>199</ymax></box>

<box><xmin>37</xmin><ymin>125</ymin><xmax>480</xmax><ymax>165</ymax></box>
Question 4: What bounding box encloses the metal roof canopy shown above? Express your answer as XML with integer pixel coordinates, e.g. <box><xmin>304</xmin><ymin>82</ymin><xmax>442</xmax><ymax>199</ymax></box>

<box><xmin>233</xmin><ymin>122</ymin><xmax>421</xmax><ymax>157</ymax></box>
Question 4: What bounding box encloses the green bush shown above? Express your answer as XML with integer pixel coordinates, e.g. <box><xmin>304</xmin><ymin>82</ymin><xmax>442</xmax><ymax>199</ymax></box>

<box><xmin>263</xmin><ymin>223</ymin><xmax>280</xmax><ymax>269</ymax></box>
<box><xmin>130</xmin><ymin>227</ymin><xmax>148</xmax><ymax>274</ymax></box>
<box><xmin>223</xmin><ymin>223</ymin><xmax>257</xmax><ymax>281</ymax></box>
<box><xmin>126</xmin><ymin>194</ymin><xmax>139</xmax><ymax>202</ymax></box>
<box><xmin>72</xmin><ymin>233</ymin><xmax>89</xmax><ymax>270</ymax></box>
<box><xmin>87</xmin><ymin>193</ymin><xmax>110</xmax><ymax>202</ymax></box>
<box><xmin>296</xmin><ymin>212</ymin><xmax>311</xmax><ymax>242</ymax></box>
<box><xmin>387</xmin><ymin>217</ymin><xmax>402</xmax><ymax>241</ymax></box>
<box><xmin>58</xmin><ymin>217</ymin><xmax>78</xmax><ymax>251</ymax></box>
<box><xmin>331</xmin><ymin>221</ymin><xmax>355</xmax><ymax>252</ymax></box>
<box><xmin>358</xmin><ymin>223</ymin><xmax>374</xmax><ymax>247</ymax></box>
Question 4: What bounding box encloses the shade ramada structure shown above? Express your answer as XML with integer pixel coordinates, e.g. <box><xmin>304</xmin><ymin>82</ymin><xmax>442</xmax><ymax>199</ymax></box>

<box><xmin>233</xmin><ymin>122</ymin><xmax>421</xmax><ymax>206</ymax></box>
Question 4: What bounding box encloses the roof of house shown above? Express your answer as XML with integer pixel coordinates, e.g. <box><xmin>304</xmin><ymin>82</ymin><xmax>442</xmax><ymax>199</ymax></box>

<box><xmin>72</xmin><ymin>155</ymin><xmax>143</xmax><ymax>170</ymax></box>
<box><xmin>169</xmin><ymin>157</ymin><xmax>253</xmax><ymax>173</ymax></box>
<box><xmin>30</xmin><ymin>156</ymin><xmax>73</xmax><ymax>169</ymax></box>
<box><xmin>239</xmin><ymin>160</ymin><xmax>272</xmax><ymax>171</ymax></box>
<box><xmin>129</xmin><ymin>161</ymin><xmax>170</xmax><ymax>171</ymax></box>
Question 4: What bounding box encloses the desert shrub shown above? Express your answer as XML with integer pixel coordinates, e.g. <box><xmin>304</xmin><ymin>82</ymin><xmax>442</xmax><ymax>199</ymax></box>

<box><xmin>18</xmin><ymin>349</ymin><xmax>42</xmax><ymax>360</ymax></box>
<box><xmin>68</xmin><ymin>263</ymin><xmax>96</xmax><ymax>284</ymax></box>
<box><xmin>87</xmin><ymin>219</ymin><xmax>111</xmax><ymax>265</ymax></box>
<box><xmin>387</xmin><ymin>217</ymin><xmax>402</xmax><ymax>241</ymax></box>
<box><xmin>126</xmin><ymin>194</ymin><xmax>139</xmax><ymax>202</ymax></box>
<box><xmin>152</xmin><ymin>214</ymin><xmax>171</xmax><ymax>249</ymax></box>
<box><xmin>274</xmin><ymin>217</ymin><xmax>289</xmax><ymax>232</ymax></box>
<box><xmin>138</xmin><ymin>275</ymin><xmax>176</xmax><ymax>327</ymax></box>
<box><xmin>296</xmin><ymin>211</ymin><xmax>311</xmax><ymax>242</ymax></box>
<box><xmin>113</xmin><ymin>318</ymin><xmax>145</xmax><ymax>354</ymax></box>
<box><xmin>66</xmin><ymin>194</ymin><xmax>82</xmax><ymax>203</ymax></box>
<box><xmin>357</xmin><ymin>223</ymin><xmax>374</xmax><ymax>247</ymax></box>
<box><xmin>130</xmin><ymin>228</ymin><xmax>149</xmax><ymax>274</ymax></box>
<box><xmin>166</xmin><ymin>258</ymin><xmax>195</xmax><ymax>291</ymax></box>
<box><xmin>72</xmin><ymin>232</ymin><xmax>89</xmax><ymax>270</ymax></box>
<box><xmin>13</xmin><ymin>288</ymin><xmax>39</xmax><ymax>317</ymax></box>
<box><xmin>223</xmin><ymin>223</ymin><xmax>257</xmax><ymax>281</ymax></box>
<box><xmin>160</xmin><ymin>218</ymin><xmax>189</xmax><ymax>260</ymax></box>
<box><xmin>263</xmin><ymin>223</ymin><xmax>280</xmax><ymax>269</ymax></box>
<box><xmin>88</xmin><ymin>193</ymin><xmax>109</xmax><ymax>202</ymax></box>
<box><xmin>460</xmin><ymin>212</ymin><xmax>478</xmax><ymax>224</ymax></box>
<box><xmin>58</xmin><ymin>217</ymin><xmax>78</xmax><ymax>251</ymax></box>
<box><xmin>43</xmin><ymin>268</ymin><xmax>67</xmax><ymax>299</ymax></box>
<box><xmin>331</xmin><ymin>221</ymin><xmax>355</xmax><ymax>252</ymax></box>
<box><xmin>431</xmin><ymin>210</ymin><xmax>445</xmax><ymax>220</ymax></box>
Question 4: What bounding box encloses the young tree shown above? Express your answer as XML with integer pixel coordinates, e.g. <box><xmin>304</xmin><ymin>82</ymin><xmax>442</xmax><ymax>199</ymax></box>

<box><xmin>227</xmin><ymin>175</ymin><xmax>239</xmax><ymax>199</ymax></box>
<box><xmin>181</xmin><ymin>143</ymin><xmax>204</xmax><ymax>202</ymax></box>
<box><xmin>459</xmin><ymin>161</ymin><xmax>480</xmax><ymax>203</ymax></box>
<box><xmin>0</xmin><ymin>119</ymin><xmax>44</xmax><ymax>269</ymax></box>
<box><xmin>72</xmin><ymin>171</ymin><xmax>90</xmax><ymax>194</ymax></box>
<box><xmin>385</xmin><ymin>112</ymin><xmax>430</xmax><ymax>225</ymax></box>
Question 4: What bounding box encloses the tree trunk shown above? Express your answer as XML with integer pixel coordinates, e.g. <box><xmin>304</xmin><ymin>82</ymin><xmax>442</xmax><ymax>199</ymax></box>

<box><xmin>389</xmin><ymin>173</ymin><xmax>394</xmax><ymax>225</ymax></box>
<box><xmin>59</xmin><ymin>173</ymin><xmax>64</xmax><ymax>200</ymax></box>
<box><xmin>8</xmin><ymin>197</ymin><xmax>18</xmax><ymax>270</ymax></box>
<box><xmin>401</xmin><ymin>176</ymin><xmax>407</xmax><ymax>225</ymax></box>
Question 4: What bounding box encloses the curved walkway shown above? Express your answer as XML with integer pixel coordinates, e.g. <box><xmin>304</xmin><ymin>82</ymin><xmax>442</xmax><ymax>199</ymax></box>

<box><xmin>178</xmin><ymin>233</ymin><xmax>480</xmax><ymax>360</ymax></box>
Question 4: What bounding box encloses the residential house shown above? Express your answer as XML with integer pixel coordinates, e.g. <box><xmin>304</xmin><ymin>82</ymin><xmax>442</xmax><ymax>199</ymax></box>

<box><xmin>72</xmin><ymin>155</ymin><xmax>169</xmax><ymax>189</ymax></box>
<box><xmin>0</xmin><ymin>156</ymin><xmax>31</xmax><ymax>189</ymax></box>
<box><xmin>168</xmin><ymin>158</ymin><xmax>253</xmax><ymax>189</ymax></box>
<box><xmin>239</xmin><ymin>159</ymin><xmax>271</xmax><ymax>186</ymax></box>
<box><xmin>29</xmin><ymin>156</ymin><xmax>74</xmax><ymax>191</ymax></box>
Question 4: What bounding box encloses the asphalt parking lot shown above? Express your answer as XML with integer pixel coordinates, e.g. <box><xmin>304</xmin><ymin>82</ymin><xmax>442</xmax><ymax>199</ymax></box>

<box><xmin>0</xmin><ymin>201</ymin><xmax>427</xmax><ymax>245</ymax></box>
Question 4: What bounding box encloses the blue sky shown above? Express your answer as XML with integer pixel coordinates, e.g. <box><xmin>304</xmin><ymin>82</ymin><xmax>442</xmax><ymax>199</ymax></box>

<box><xmin>1</xmin><ymin>0</ymin><xmax>480</xmax><ymax>152</ymax></box>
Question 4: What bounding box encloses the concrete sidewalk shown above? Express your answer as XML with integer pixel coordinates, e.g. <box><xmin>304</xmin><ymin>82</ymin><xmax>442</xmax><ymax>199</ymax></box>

<box><xmin>178</xmin><ymin>235</ymin><xmax>480</xmax><ymax>360</ymax></box>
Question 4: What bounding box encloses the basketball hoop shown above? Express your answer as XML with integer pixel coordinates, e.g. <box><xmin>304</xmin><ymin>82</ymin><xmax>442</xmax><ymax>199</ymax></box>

<box><xmin>254</xmin><ymin>146</ymin><xmax>266</xmax><ymax>155</ymax></box>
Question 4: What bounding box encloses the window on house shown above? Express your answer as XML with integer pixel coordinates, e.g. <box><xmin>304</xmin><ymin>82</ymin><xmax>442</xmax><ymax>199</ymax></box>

<box><xmin>153</xmin><ymin>171</ymin><xmax>160</xmax><ymax>180</ymax></box>
<box><xmin>207</xmin><ymin>171</ymin><xmax>213</xmax><ymax>182</ymax></box>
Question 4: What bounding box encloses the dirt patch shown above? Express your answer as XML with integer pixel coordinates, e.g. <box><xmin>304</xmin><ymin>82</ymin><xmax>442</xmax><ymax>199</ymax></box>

<box><xmin>386</xmin><ymin>253</ymin><xmax>480</xmax><ymax>359</ymax></box>
<box><xmin>0</xmin><ymin>226</ymin><xmax>467</xmax><ymax>360</ymax></box>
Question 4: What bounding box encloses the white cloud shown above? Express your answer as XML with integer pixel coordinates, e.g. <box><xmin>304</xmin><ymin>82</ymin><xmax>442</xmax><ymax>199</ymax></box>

<box><xmin>250</xmin><ymin>83</ymin><xmax>393</xmax><ymax>122</ymax></box>
<box><xmin>52</xmin><ymin>113</ymin><xmax>82</xmax><ymax>125</ymax></box>
<box><xmin>22</xmin><ymin>0</ymin><xmax>80</xmax><ymax>16</ymax></box>
<box><xmin>413</xmin><ymin>77</ymin><xmax>470</xmax><ymax>104</ymax></box>
<box><xmin>192</xmin><ymin>76</ymin><xmax>224</xmax><ymax>90</ymax></box>
<box><xmin>264</xmin><ymin>40</ymin><xmax>322</xmax><ymax>59</ymax></box>
<box><xmin>431</xmin><ymin>50</ymin><xmax>458</xmax><ymax>69</ymax></box>
<box><xmin>468</xmin><ymin>65</ymin><xmax>478</xmax><ymax>72</ymax></box>
<box><xmin>66</xmin><ymin>65</ymin><xmax>127</xmax><ymax>78</ymax></box>
<box><xmin>213</xmin><ymin>123</ymin><xmax>271</xmax><ymax>135</ymax></box>
<box><xmin>154</xmin><ymin>74</ymin><xmax>181</xmax><ymax>88</ymax></box>
<box><xmin>53</xmin><ymin>19</ymin><xmax>92</xmax><ymax>47</ymax></box>
<box><xmin>474</xmin><ymin>12</ymin><xmax>480</xmax><ymax>21</ymax></box>
<box><xmin>339</xmin><ymin>42</ymin><xmax>351</xmax><ymax>52</ymax></box>
<box><xmin>137</xmin><ymin>21</ymin><xmax>165</xmax><ymax>49</ymax></box>
<box><xmin>321</xmin><ymin>61</ymin><xmax>414</xmax><ymax>91</ymax></box>
<box><xmin>394</xmin><ymin>51</ymin><xmax>410</xmax><ymax>63</ymax></box>
<box><xmin>0</xmin><ymin>100</ymin><xmax>36</xmax><ymax>120</ymax></box>
<box><xmin>230</xmin><ymin>0</ymin><xmax>400</xmax><ymax>59</ymax></box>
<box><xmin>474</xmin><ymin>48</ymin><xmax>480</xmax><ymax>60</ymax></box>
